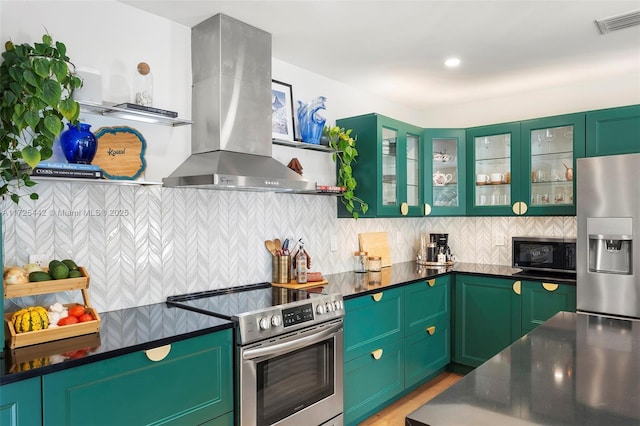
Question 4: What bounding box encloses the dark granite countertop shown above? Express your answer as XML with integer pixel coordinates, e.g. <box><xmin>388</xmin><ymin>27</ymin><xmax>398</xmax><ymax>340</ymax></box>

<box><xmin>1</xmin><ymin>302</ymin><xmax>232</xmax><ymax>385</ymax></box>
<box><xmin>406</xmin><ymin>311</ymin><xmax>640</xmax><ymax>426</ymax></box>
<box><xmin>322</xmin><ymin>262</ymin><xmax>574</xmax><ymax>300</ymax></box>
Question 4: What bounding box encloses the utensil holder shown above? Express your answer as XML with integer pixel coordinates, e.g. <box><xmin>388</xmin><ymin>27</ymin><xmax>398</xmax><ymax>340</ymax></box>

<box><xmin>272</xmin><ymin>255</ymin><xmax>291</xmax><ymax>283</ymax></box>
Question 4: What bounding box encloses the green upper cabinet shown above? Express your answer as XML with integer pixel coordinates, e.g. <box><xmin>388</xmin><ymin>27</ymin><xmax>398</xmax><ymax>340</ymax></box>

<box><xmin>520</xmin><ymin>113</ymin><xmax>585</xmax><ymax>216</ymax></box>
<box><xmin>423</xmin><ymin>129</ymin><xmax>467</xmax><ymax>216</ymax></box>
<box><xmin>466</xmin><ymin>122</ymin><xmax>521</xmax><ymax>216</ymax></box>
<box><xmin>467</xmin><ymin>113</ymin><xmax>585</xmax><ymax>216</ymax></box>
<box><xmin>586</xmin><ymin>104</ymin><xmax>640</xmax><ymax>157</ymax></box>
<box><xmin>336</xmin><ymin>114</ymin><xmax>425</xmax><ymax>217</ymax></box>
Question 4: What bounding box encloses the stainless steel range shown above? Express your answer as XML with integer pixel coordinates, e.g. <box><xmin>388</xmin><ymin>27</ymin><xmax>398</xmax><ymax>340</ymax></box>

<box><xmin>168</xmin><ymin>283</ymin><xmax>345</xmax><ymax>426</ymax></box>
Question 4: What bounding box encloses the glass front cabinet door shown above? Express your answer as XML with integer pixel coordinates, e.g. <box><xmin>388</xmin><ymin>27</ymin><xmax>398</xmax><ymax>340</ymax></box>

<box><xmin>337</xmin><ymin>114</ymin><xmax>425</xmax><ymax>217</ymax></box>
<box><xmin>466</xmin><ymin>123</ymin><xmax>521</xmax><ymax>216</ymax></box>
<box><xmin>520</xmin><ymin>113</ymin><xmax>585</xmax><ymax>216</ymax></box>
<box><xmin>424</xmin><ymin>129</ymin><xmax>466</xmax><ymax>215</ymax></box>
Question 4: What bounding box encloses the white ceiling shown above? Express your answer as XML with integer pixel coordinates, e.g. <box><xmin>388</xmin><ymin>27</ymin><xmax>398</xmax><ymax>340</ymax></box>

<box><xmin>120</xmin><ymin>0</ymin><xmax>640</xmax><ymax>110</ymax></box>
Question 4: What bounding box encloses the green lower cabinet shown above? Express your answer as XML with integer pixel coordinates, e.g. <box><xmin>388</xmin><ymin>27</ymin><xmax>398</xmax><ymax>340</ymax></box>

<box><xmin>521</xmin><ymin>281</ymin><xmax>576</xmax><ymax>335</ymax></box>
<box><xmin>454</xmin><ymin>275</ymin><xmax>521</xmax><ymax>368</ymax></box>
<box><xmin>42</xmin><ymin>329</ymin><xmax>233</xmax><ymax>426</ymax></box>
<box><xmin>0</xmin><ymin>377</ymin><xmax>42</xmax><ymax>426</ymax></box>
<box><xmin>344</xmin><ymin>339</ymin><xmax>404</xmax><ymax>426</ymax></box>
<box><xmin>404</xmin><ymin>318</ymin><xmax>450</xmax><ymax>390</ymax></box>
<box><xmin>405</xmin><ymin>276</ymin><xmax>450</xmax><ymax>335</ymax></box>
<box><xmin>586</xmin><ymin>104</ymin><xmax>640</xmax><ymax>157</ymax></box>
<box><xmin>344</xmin><ymin>287</ymin><xmax>404</xmax><ymax>362</ymax></box>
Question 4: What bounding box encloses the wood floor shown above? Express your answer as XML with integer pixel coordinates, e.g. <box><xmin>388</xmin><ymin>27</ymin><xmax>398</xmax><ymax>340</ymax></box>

<box><xmin>359</xmin><ymin>372</ymin><xmax>463</xmax><ymax>426</ymax></box>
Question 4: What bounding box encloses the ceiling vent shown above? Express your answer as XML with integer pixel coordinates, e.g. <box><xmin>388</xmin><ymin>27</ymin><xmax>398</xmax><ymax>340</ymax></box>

<box><xmin>596</xmin><ymin>9</ymin><xmax>640</xmax><ymax>34</ymax></box>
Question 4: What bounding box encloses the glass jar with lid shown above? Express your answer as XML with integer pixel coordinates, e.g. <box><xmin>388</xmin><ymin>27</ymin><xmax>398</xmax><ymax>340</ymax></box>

<box><xmin>353</xmin><ymin>251</ymin><xmax>368</xmax><ymax>273</ymax></box>
<box><xmin>368</xmin><ymin>256</ymin><xmax>382</xmax><ymax>272</ymax></box>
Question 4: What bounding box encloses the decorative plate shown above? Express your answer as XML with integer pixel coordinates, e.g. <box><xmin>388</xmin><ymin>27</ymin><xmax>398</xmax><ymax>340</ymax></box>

<box><xmin>92</xmin><ymin>126</ymin><xmax>146</xmax><ymax>180</ymax></box>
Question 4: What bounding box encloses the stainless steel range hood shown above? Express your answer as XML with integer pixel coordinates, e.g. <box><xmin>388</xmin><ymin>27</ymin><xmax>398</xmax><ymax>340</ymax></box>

<box><xmin>163</xmin><ymin>14</ymin><xmax>316</xmax><ymax>192</ymax></box>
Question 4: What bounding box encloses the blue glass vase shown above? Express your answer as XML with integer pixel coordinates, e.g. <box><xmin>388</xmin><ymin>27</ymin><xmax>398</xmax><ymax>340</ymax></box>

<box><xmin>60</xmin><ymin>122</ymin><xmax>98</xmax><ymax>164</ymax></box>
<box><xmin>297</xmin><ymin>96</ymin><xmax>327</xmax><ymax>144</ymax></box>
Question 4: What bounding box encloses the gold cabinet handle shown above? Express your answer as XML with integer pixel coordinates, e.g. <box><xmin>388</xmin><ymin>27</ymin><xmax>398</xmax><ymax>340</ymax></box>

<box><xmin>512</xmin><ymin>201</ymin><xmax>528</xmax><ymax>215</ymax></box>
<box><xmin>371</xmin><ymin>349</ymin><xmax>383</xmax><ymax>360</ymax></box>
<box><xmin>144</xmin><ymin>344</ymin><xmax>171</xmax><ymax>362</ymax></box>
<box><xmin>424</xmin><ymin>203</ymin><xmax>432</xmax><ymax>216</ymax></box>
<box><xmin>427</xmin><ymin>279</ymin><xmax>435</xmax><ymax>287</ymax></box>
<box><xmin>513</xmin><ymin>281</ymin><xmax>522</xmax><ymax>295</ymax></box>
<box><xmin>542</xmin><ymin>282</ymin><xmax>559</xmax><ymax>292</ymax></box>
<box><xmin>400</xmin><ymin>202</ymin><xmax>409</xmax><ymax>216</ymax></box>
<box><xmin>372</xmin><ymin>292</ymin><xmax>383</xmax><ymax>302</ymax></box>
<box><xmin>426</xmin><ymin>326</ymin><xmax>436</xmax><ymax>335</ymax></box>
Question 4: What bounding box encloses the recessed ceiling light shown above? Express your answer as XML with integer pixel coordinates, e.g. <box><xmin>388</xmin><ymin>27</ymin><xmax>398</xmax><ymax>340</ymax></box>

<box><xmin>444</xmin><ymin>57</ymin><xmax>461</xmax><ymax>68</ymax></box>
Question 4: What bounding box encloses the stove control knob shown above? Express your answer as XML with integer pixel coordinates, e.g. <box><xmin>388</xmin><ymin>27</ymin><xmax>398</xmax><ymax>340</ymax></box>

<box><xmin>259</xmin><ymin>317</ymin><xmax>271</xmax><ymax>330</ymax></box>
<box><xmin>316</xmin><ymin>304</ymin><xmax>326</xmax><ymax>315</ymax></box>
<box><xmin>337</xmin><ymin>300</ymin><xmax>344</xmax><ymax>310</ymax></box>
<box><xmin>271</xmin><ymin>315</ymin><xmax>282</xmax><ymax>327</ymax></box>
<box><xmin>326</xmin><ymin>302</ymin><xmax>334</xmax><ymax>312</ymax></box>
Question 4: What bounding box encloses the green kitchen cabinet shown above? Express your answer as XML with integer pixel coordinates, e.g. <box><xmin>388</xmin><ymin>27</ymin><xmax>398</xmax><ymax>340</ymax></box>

<box><xmin>424</xmin><ymin>128</ymin><xmax>467</xmax><ymax>216</ymax></box>
<box><xmin>343</xmin><ymin>287</ymin><xmax>404</xmax><ymax>425</ymax></box>
<box><xmin>0</xmin><ymin>377</ymin><xmax>42</xmax><ymax>426</ymax></box>
<box><xmin>42</xmin><ymin>329</ymin><xmax>233</xmax><ymax>426</ymax></box>
<box><xmin>466</xmin><ymin>122</ymin><xmax>522</xmax><ymax>216</ymax></box>
<box><xmin>344</xmin><ymin>339</ymin><xmax>404</xmax><ymax>426</ymax></box>
<box><xmin>405</xmin><ymin>276</ymin><xmax>450</xmax><ymax>335</ymax></box>
<box><xmin>454</xmin><ymin>275</ymin><xmax>522</xmax><ymax>368</ymax></box>
<box><xmin>467</xmin><ymin>113</ymin><xmax>585</xmax><ymax>216</ymax></box>
<box><xmin>520</xmin><ymin>113</ymin><xmax>585</xmax><ymax>216</ymax></box>
<box><xmin>586</xmin><ymin>104</ymin><xmax>640</xmax><ymax>157</ymax></box>
<box><xmin>521</xmin><ymin>280</ymin><xmax>576</xmax><ymax>335</ymax></box>
<box><xmin>344</xmin><ymin>287</ymin><xmax>404</xmax><ymax>362</ymax></box>
<box><xmin>454</xmin><ymin>275</ymin><xmax>577</xmax><ymax>369</ymax></box>
<box><xmin>336</xmin><ymin>114</ymin><xmax>425</xmax><ymax>217</ymax></box>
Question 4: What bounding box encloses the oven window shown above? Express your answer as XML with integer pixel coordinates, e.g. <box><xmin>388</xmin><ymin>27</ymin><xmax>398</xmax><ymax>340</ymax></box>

<box><xmin>256</xmin><ymin>339</ymin><xmax>334</xmax><ymax>426</ymax></box>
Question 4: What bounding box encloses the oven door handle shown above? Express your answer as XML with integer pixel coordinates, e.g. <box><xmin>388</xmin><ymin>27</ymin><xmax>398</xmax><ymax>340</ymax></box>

<box><xmin>242</xmin><ymin>321</ymin><xmax>343</xmax><ymax>361</ymax></box>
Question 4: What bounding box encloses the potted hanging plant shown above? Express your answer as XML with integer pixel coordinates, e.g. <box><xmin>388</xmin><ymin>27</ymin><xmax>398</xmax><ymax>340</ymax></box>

<box><xmin>0</xmin><ymin>33</ymin><xmax>82</xmax><ymax>203</ymax></box>
<box><xmin>323</xmin><ymin>125</ymin><xmax>368</xmax><ymax>219</ymax></box>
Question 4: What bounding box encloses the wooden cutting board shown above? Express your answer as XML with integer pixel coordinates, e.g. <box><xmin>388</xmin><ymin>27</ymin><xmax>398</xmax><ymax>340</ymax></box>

<box><xmin>271</xmin><ymin>279</ymin><xmax>328</xmax><ymax>289</ymax></box>
<box><xmin>358</xmin><ymin>232</ymin><xmax>392</xmax><ymax>267</ymax></box>
<box><xmin>92</xmin><ymin>126</ymin><xmax>147</xmax><ymax>180</ymax></box>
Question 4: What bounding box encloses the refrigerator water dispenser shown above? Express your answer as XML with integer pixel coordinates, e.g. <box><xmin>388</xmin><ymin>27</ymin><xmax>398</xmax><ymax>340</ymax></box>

<box><xmin>587</xmin><ymin>217</ymin><xmax>633</xmax><ymax>275</ymax></box>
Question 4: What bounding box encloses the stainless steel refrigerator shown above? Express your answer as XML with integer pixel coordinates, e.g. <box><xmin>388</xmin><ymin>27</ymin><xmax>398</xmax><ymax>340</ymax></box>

<box><xmin>577</xmin><ymin>153</ymin><xmax>640</xmax><ymax>319</ymax></box>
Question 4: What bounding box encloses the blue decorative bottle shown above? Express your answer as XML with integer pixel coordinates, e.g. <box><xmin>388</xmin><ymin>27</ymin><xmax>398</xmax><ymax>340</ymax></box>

<box><xmin>60</xmin><ymin>122</ymin><xmax>98</xmax><ymax>164</ymax></box>
<box><xmin>297</xmin><ymin>96</ymin><xmax>327</xmax><ymax>144</ymax></box>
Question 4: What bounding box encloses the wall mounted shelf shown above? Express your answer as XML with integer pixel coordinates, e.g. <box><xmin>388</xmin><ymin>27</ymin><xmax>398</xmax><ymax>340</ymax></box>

<box><xmin>272</xmin><ymin>138</ymin><xmax>337</xmax><ymax>153</ymax></box>
<box><xmin>78</xmin><ymin>101</ymin><xmax>192</xmax><ymax>127</ymax></box>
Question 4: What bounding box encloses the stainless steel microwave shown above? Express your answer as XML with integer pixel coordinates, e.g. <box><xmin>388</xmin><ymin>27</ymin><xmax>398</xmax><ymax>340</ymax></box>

<box><xmin>512</xmin><ymin>237</ymin><xmax>576</xmax><ymax>273</ymax></box>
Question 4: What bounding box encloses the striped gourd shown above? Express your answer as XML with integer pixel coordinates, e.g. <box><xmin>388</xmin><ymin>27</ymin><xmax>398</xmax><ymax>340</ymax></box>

<box><xmin>11</xmin><ymin>306</ymin><xmax>49</xmax><ymax>333</ymax></box>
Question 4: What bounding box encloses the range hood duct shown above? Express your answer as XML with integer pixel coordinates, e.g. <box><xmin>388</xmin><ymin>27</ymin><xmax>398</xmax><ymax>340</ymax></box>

<box><xmin>163</xmin><ymin>14</ymin><xmax>316</xmax><ymax>192</ymax></box>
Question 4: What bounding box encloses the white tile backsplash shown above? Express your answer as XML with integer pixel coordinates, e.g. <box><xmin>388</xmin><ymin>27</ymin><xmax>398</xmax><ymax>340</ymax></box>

<box><xmin>2</xmin><ymin>182</ymin><xmax>576</xmax><ymax>312</ymax></box>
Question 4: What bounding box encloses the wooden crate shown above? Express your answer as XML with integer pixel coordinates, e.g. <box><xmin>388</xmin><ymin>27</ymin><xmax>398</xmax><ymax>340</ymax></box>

<box><xmin>3</xmin><ymin>267</ymin><xmax>101</xmax><ymax>349</ymax></box>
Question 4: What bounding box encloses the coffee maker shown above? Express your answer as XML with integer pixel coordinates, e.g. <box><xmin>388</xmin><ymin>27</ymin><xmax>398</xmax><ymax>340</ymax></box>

<box><xmin>430</xmin><ymin>233</ymin><xmax>451</xmax><ymax>261</ymax></box>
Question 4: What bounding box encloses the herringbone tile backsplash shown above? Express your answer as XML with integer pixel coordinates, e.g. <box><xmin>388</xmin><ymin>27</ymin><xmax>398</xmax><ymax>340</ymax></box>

<box><xmin>2</xmin><ymin>182</ymin><xmax>576</xmax><ymax>312</ymax></box>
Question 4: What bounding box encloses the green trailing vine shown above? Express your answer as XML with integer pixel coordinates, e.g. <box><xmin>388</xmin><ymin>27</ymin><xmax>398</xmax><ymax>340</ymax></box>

<box><xmin>0</xmin><ymin>33</ymin><xmax>82</xmax><ymax>203</ymax></box>
<box><xmin>323</xmin><ymin>125</ymin><xmax>368</xmax><ymax>219</ymax></box>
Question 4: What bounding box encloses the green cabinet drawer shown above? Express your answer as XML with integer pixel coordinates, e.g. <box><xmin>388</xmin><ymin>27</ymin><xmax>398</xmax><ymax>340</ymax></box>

<box><xmin>586</xmin><ymin>105</ymin><xmax>640</xmax><ymax>157</ymax></box>
<box><xmin>344</xmin><ymin>287</ymin><xmax>404</xmax><ymax>362</ymax></box>
<box><xmin>405</xmin><ymin>276</ymin><xmax>450</xmax><ymax>336</ymax></box>
<box><xmin>0</xmin><ymin>377</ymin><xmax>42</xmax><ymax>426</ymax></box>
<box><xmin>404</xmin><ymin>318</ymin><xmax>450</xmax><ymax>389</ymax></box>
<box><xmin>521</xmin><ymin>281</ymin><xmax>576</xmax><ymax>335</ymax></box>
<box><xmin>344</xmin><ymin>339</ymin><xmax>404</xmax><ymax>426</ymax></box>
<box><xmin>454</xmin><ymin>275</ymin><xmax>521</xmax><ymax>368</ymax></box>
<box><xmin>42</xmin><ymin>329</ymin><xmax>233</xmax><ymax>426</ymax></box>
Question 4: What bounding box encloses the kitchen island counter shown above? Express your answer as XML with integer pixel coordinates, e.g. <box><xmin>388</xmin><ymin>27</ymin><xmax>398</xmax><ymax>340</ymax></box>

<box><xmin>1</xmin><ymin>302</ymin><xmax>233</xmax><ymax>385</ymax></box>
<box><xmin>406</xmin><ymin>311</ymin><xmax>640</xmax><ymax>425</ymax></box>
